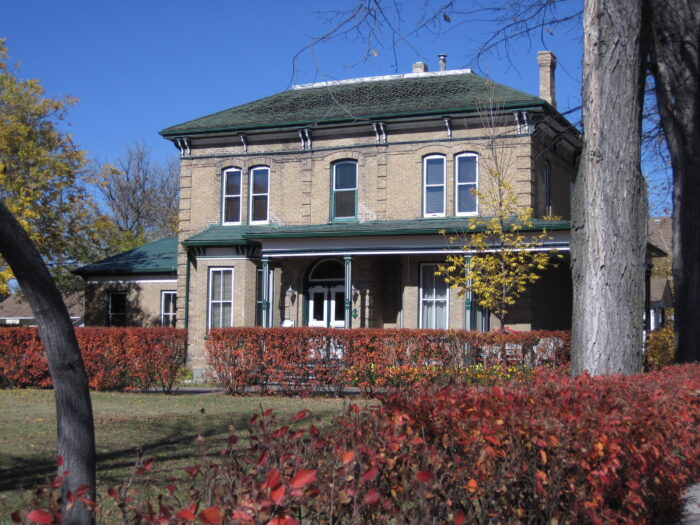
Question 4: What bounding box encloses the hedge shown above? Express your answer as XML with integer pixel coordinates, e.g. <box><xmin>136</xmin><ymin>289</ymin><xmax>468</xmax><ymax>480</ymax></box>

<box><xmin>0</xmin><ymin>327</ymin><xmax>187</xmax><ymax>393</ymax></box>
<box><xmin>206</xmin><ymin>327</ymin><xmax>570</xmax><ymax>395</ymax></box>
<box><xmin>18</xmin><ymin>363</ymin><xmax>699</xmax><ymax>524</ymax></box>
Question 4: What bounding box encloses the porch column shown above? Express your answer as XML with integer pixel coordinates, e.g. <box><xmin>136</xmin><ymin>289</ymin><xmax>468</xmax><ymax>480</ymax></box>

<box><xmin>344</xmin><ymin>256</ymin><xmax>352</xmax><ymax>329</ymax></box>
<box><xmin>464</xmin><ymin>255</ymin><xmax>472</xmax><ymax>331</ymax></box>
<box><xmin>261</xmin><ymin>257</ymin><xmax>270</xmax><ymax>328</ymax></box>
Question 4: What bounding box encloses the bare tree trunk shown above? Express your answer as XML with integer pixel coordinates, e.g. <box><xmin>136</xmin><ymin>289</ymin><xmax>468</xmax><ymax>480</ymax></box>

<box><xmin>0</xmin><ymin>202</ymin><xmax>96</xmax><ymax>524</ymax></box>
<box><xmin>647</xmin><ymin>0</ymin><xmax>700</xmax><ymax>364</ymax></box>
<box><xmin>571</xmin><ymin>0</ymin><xmax>648</xmax><ymax>375</ymax></box>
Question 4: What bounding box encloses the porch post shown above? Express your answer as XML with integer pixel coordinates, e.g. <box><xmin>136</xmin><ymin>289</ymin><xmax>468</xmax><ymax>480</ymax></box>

<box><xmin>344</xmin><ymin>256</ymin><xmax>352</xmax><ymax>329</ymax></box>
<box><xmin>261</xmin><ymin>257</ymin><xmax>270</xmax><ymax>328</ymax></box>
<box><xmin>464</xmin><ymin>255</ymin><xmax>472</xmax><ymax>331</ymax></box>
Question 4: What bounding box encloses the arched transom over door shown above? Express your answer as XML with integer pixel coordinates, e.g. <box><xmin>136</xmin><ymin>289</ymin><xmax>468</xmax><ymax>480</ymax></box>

<box><xmin>307</xmin><ymin>258</ymin><xmax>345</xmax><ymax>328</ymax></box>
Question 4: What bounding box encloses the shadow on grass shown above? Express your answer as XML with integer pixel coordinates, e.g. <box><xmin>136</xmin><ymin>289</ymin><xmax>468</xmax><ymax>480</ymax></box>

<box><xmin>0</xmin><ymin>412</ymin><xmax>258</xmax><ymax>494</ymax></box>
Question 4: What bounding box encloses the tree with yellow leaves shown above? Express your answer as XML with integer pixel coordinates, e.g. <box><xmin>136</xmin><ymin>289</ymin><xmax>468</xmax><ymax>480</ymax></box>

<box><xmin>0</xmin><ymin>39</ymin><xmax>99</xmax><ymax>294</ymax></box>
<box><xmin>439</xmin><ymin>168</ymin><xmax>557</xmax><ymax>331</ymax></box>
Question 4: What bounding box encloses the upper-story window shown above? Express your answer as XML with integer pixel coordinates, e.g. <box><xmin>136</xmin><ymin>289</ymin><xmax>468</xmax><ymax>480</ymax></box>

<box><xmin>543</xmin><ymin>161</ymin><xmax>552</xmax><ymax>216</ymax></box>
<box><xmin>222</xmin><ymin>168</ymin><xmax>242</xmax><ymax>224</ymax></box>
<box><xmin>455</xmin><ymin>153</ymin><xmax>478</xmax><ymax>216</ymax></box>
<box><xmin>423</xmin><ymin>155</ymin><xmax>446</xmax><ymax>217</ymax></box>
<box><xmin>331</xmin><ymin>160</ymin><xmax>357</xmax><ymax>221</ymax></box>
<box><xmin>249</xmin><ymin>166</ymin><xmax>270</xmax><ymax>224</ymax></box>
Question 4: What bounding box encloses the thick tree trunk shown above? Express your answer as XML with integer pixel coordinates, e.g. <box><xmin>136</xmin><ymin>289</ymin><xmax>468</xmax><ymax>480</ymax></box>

<box><xmin>648</xmin><ymin>0</ymin><xmax>700</xmax><ymax>364</ymax></box>
<box><xmin>0</xmin><ymin>202</ymin><xmax>96</xmax><ymax>524</ymax></box>
<box><xmin>571</xmin><ymin>0</ymin><xmax>648</xmax><ymax>375</ymax></box>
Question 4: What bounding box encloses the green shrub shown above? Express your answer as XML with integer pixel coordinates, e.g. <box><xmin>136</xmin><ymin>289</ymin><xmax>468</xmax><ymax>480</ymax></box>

<box><xmin>645</xmin><ymin>324</ymin><xmax>675</xmax><ymax>369</ymax></box>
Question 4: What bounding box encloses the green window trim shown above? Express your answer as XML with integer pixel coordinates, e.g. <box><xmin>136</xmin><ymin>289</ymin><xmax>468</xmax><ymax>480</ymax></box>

<box><xmin>330</xmin><ymin>160</ymin><xmax>358</xmax><ymax>222</ymax></box>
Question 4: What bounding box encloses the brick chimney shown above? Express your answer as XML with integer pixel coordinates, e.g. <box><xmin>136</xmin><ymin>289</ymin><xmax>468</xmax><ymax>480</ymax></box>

<box><xmin>412</xmin><ymin>61</ymin><xmax>428</xmax><ymax>73</ymax></box>
<box><xmin>537</xmin><ymin>50</ymin><xmax>557</xmax><ymax>108</ymax></box>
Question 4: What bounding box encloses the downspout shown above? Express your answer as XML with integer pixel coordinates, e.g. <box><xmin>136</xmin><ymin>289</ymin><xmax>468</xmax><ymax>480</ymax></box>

<box><xmin>184</xmin><ymin>250</ymin><xmax>191</xmax><ymax>330</ymax></box>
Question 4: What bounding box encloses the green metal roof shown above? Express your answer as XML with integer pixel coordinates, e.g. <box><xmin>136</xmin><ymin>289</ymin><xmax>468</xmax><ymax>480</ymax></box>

<box><xmin>74</xmin><ymin>237</ymin><xmax>178</xmax><ymax>276</ymax></box>
<box><xmin>161</xmin><ymin>71</ymin><xmax>545</xmax><ymax>137</ymax></box>
<box><xmin>184</xmin><ymin>218</ymin><xmax>571</xmax><ymax>247</ymax></box>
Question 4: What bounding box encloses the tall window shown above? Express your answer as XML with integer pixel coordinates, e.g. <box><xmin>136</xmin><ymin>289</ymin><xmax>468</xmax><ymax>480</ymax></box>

<box><xmin>420</xmin><ymin>264</ymin><xmax>448</xmax><ymax>329</ymax></box>
<box><xmin>222</xmin><ymin>168</ymin><xmax>242</xmax><ymax>224</ymax></box>
<box><xmin>455</xmin><ymin>153</ymin><xmax>478</xmax><ymax>215</ymax></box>
<box><xmin>108</xmin><ymin>292</ymin><xmax>127</xmax><ymax>327</ymax></box>
<box><xmin>249</xmin><ymin>167</ymin><xmax>269</xmax><ymax>223</ymax></box>
<box><xmin>543</xmin><ymin>161</ymin><xmax>552</xmax><ymax>216</ymax></box>
<box><xmin>209</xmin><ymin>268</ymin><xmax>234</xmax><ymax>328</ymax></box>
<box><xmin>161</xmin><ymin>291</ymin><xmax>177</xmax><ymax>327</ymax></box>
<box><xmin>331</xmin><ymin>160</ymin><xmax>357</xmax><ymax>221</ymax></box>
<box><xmin>423</xmin><ymin>155</ymin><xmax>446</xmax><ymax>217</ymax></box>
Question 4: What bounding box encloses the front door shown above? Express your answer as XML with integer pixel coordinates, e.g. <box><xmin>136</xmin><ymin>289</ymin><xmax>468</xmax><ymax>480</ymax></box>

<box><xmin>308</xmin><ymin>285</ymin><xmax>346</xmax><ymax>327</ymax></box>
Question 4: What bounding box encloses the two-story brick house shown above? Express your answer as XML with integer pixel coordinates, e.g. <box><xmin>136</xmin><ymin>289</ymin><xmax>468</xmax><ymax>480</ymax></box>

<box><xmin>151</xmin><ymin>51</ymin><xmax>579</xmax><ymax>374</ymax></box>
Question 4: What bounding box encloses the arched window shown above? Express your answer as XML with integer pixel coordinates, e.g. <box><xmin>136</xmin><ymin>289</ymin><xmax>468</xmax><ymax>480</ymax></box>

<box><xmin>222</xmin><ymin>167</ymin><xmax>242</xmax><ymax>224</ymax></box>
<box><xmin>331</xmin><ymin>160</ymin><xmax>357</xmax><ymax>221</ymax></box>
<box><xmin>249</xmin><ymin>166</ymin><xmax>270</xmax><ymax>224</ymax></box>
<box><xmin>423</xmin><ymin>155</ymin><xmax>446</xmax><ymax>217</ymax></box>
<box><xmin>455</xmin><ymin>153</ymin><xmax>478</xmax><ymax>216</ymax></box>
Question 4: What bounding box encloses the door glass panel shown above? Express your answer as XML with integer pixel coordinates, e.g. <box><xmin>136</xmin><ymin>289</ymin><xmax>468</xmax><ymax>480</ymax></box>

<box><xmin>312</xmin><ymin>292</ymin><xmax>325</xmax><ymax>321</ymax></box>
<box><xmin>334</xmin><ymin>290</ymin><xmax>345</xmax><ymax>321</ymax></box>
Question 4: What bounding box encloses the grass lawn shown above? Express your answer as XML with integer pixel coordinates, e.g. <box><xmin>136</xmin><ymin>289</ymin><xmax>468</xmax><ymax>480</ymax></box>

<box><xmin>0</xmin><ymin>388</ymin><xmax>354</xmax><ymax>517</ymax></box>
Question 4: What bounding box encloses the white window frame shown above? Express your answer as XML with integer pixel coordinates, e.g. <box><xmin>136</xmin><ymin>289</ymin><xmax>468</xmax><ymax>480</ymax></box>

<box><xmin>455</xmin><ymin>152</ymin><xmax>479</xmax><ymax>216</ymax></box>
<box><xmin>423</xmin><ymin>155</ymin><xmax>446</xmax><ymax>217</ymax></box>
<box><xmin>208</xmin><ymin>268</ymin><xmax>234</xmax><ymax>329</ymax></box>
<box><xmin>249</xmin><ymin>166</ymin><xmax>270</xmax><ymax>224</ymax></box>
<box><xmin>419</xmin><ymin>263</ymin><xmax>449</xmax><ymax>329</ymax></box>
<box><xmin>160</xmin><ymin>290</ymin><xmax>177</xmax><ymax>327</ymax></box>
<box><xmin>222</xmin><ymin>168</ymin><xmax>243</xmax><ymax>225</ymax></box>
<box><xmin>331</xmin><ymin>160</ymin><xmax>358</xmax><ymax>221</ymax></box>
<box><xmin>108</xmin><ymin>291</ymin><xmax>127</xmax><ymax>327</ymax></box>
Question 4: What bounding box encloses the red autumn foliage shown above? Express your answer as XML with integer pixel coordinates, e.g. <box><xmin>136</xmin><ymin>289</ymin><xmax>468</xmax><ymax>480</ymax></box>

<box><xmin>17</xmin><ymin>364</ymin><xmax>697</xmax><ymax>524</ymax></box>
<box><xmin>206</xmin><ymin>327</ymin><xmax>570</xmax><ymax>395</ymax></box>
<box><xmin>0</xmin><ymin>327</ymin><xmax>187</xmax><ymax>393</ymax></box>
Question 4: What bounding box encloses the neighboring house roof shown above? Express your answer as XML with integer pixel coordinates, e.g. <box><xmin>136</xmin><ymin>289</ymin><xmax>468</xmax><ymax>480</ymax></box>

<box><xmin>0</xmin><ymin>292</ymin><xmax>84</xmax><ymax>321</ymax></box>
<box><xmin>73</xmin><ymin>237</ymin><xmax>178</xmax><ymax>276</ymax></box>
<box><xmin>650</xmin><ymin>277</ymin><xmax>673</xmax><ymax>305</ymax></box>
<box><xmin>648</xmin><ymin>216</ymin><xmax>672</xmax><ymax>260</ymax></box>
<box><xmin>183</xmin><ymin>218</ymin><xmax>571</xmax><ymax>247</ymax></box>
<box><xmin>160</xmin><ymin>70</ymin><xmax>546</xmax><ymax>137</ymax></box>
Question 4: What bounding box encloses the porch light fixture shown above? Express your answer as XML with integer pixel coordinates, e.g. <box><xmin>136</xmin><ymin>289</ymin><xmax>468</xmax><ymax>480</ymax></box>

<box><xmin>286</xmin><ymin>285</ymin><xmax>297</xmax><ymax>305</ymax></box>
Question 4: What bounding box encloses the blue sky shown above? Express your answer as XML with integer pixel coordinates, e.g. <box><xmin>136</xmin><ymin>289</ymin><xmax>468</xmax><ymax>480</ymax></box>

<box><xmin>3</xmin><ymin>0</ymin><xmax>583</xmax><ymax>166</ymax></box>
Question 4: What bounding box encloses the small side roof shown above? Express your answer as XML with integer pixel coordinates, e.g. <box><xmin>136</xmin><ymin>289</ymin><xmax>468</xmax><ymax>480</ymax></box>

<box><xmin>73</xmin><ymin>237</ymin><xmax>178</xmax><ymax>276</ymax></box>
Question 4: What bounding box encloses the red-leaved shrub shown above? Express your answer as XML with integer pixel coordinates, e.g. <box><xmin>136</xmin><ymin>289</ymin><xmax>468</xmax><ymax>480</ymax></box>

<box><xmin>0</xmin><ymin>327</ymin><xmax>187</xmax><ymax>393</ymax></box>
<box><xmin>207</xmin><ymin>327</ymin><xmax>570</xmax><ymax>395</ymax></box>
<box><xmin>14</xmin><ymin>364</ymin><xmax>699</xmax><ymax>524</ymax></box>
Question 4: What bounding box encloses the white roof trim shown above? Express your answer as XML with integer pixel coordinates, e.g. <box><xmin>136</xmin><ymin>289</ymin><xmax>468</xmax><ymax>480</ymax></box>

<box><xmin>293</xmin><ymin>69</ymin><xmax>474</xmax><ymax>90</ymax></box>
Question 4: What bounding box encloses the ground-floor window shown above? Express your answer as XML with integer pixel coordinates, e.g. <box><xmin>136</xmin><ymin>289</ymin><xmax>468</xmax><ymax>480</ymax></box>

<box><xmin>419</xmin><ymin>263</ymin><xmax>448</xmax><ymax>329</ymax></box>
<box><xmin>161</xmin><ymin>291</ymin><xmax>177</xmax><ymax>327</ymax></box>
<box><xmin>209</xmin><ymin>268</ymin><xmax>234</xmax><ymax>328</ymax></box>
<box><xmin>108</xmin><ymin>292</ymin><xmax>127</xmax><ymax>327</ymax></box>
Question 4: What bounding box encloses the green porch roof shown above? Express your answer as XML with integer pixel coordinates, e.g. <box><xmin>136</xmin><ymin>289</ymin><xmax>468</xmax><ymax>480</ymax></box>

<box><xmin>183</xmin><ymin>218</ymin><xmax>571</xmax><ymax>247</ymax></box>
<box><xmin>74</xmin><ymin>237</ymin><xmax>178</xmax><ymax>276</ymax></box>
<box><xmin>161</xmin><ymin>71</ymin><xmax>545</xmax><ymax>137</ymax></box>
